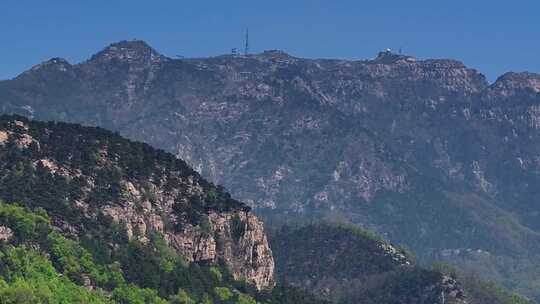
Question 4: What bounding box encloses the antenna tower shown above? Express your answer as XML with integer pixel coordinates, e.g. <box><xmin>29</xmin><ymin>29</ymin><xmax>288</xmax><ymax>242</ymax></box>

<box><xmin>244</xmin><ymin>29</ymin><xmax>249</xmax><ymax>56</ymax></box>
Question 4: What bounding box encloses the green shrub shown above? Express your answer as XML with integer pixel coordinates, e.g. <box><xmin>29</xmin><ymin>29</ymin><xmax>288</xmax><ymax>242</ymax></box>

<box><xmin>169</xmin><ymin>288</ymin><xmax>196</xmax><ymax>304</ymax></box>
<box><xmin>0</xmin><ymin>200</ymin><xmax>50</xmax><ymax>241</ymax></box>
<box><xmin>214</xmin><ymin>286</ymin><xmax>233</xmax><ymax>301</ymax></box>
<box><xmin>112</xmin><ymin>284</ymin><xmax>168</xmax><ymax>304</ymax></box>
<box><xmin>0</xmin><ymin>246</ymin><xmax>110</xmax><ymax>304</ymax></box>
<box><xmin>200</xmin><ymin>215</ymin><xmax>213</xmax><ymax>236</ymax></box>
<box><xmin>236</xmin><ymin>293</ymin><xmax>257</xmax><ymax>304</ymax></box>
<box><xmin>209</xmin><ymin>267</ymin><xmax>223</xmax><ymax>282</ymax></box>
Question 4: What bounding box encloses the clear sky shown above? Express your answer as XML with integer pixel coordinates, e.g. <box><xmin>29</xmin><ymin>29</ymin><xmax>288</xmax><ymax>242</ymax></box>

<box><xmin>1</xmin><ymin>0</ymin><xmax>539</xmax><ymax>81</ymax></box>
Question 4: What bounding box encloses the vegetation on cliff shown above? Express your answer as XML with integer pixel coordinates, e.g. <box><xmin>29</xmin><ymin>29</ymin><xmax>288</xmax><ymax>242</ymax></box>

<box><xmin>269</xmin><ymin>223</ymin><xmax>533</xmax><ymax>304</ymax></box>
<box><xmin>0</xmin><ymin>200</ymin><xmax>326</xmax><ymax>303</ymax></box>
<box><xmin>0</xmin><ymin>115</ymin><xmax>276</xmax><ymax>289</ymax></box>
<box><xmin>0</xmin><ymin>115</ymin><xmax>326</xmax><ymax>303</ymax></box>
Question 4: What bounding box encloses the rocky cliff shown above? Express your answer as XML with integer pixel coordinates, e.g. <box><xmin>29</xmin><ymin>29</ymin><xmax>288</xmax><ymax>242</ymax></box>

<box><xmin>1</xmin><ymin>40</ymin><xmax>540</xmax><ymax>300</ymax></box>
<box><xmin>0</xmin><ymin>115</ymin><xmax>274</xmax><ymax>289</ymax></box>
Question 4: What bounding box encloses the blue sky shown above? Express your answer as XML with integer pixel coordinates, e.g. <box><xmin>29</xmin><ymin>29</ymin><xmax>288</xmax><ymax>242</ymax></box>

<box><xmin>1</xmin><ymin>0</ymin><xmax>539</xmax><ymax>81</ymax></box>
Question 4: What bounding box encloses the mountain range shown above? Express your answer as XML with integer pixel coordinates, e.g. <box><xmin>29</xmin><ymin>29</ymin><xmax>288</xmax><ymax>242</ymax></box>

<box><xmin>0</xmin><ymin>115</ymin><xmax>328</xmax><ymax>303</ymax></box>
<box><xmin>0</xmin><ymin>114</ymin><xmax>507</xmax><ymax>304</ymax></box>
<box><xmin>1</xmin><ymin>40</ymin><xmax>540</xmax><ymax>301</ymax></box>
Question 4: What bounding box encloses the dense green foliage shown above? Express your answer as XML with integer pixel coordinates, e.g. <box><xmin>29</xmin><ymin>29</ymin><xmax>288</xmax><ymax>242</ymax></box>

<box><xmin>432</xmin><ymin>263</ymin><xmax>534</xmax><ymax>304</ymax></box>
<box><xmin>0</xmin><ymin>200</ymin><xmax>326</xmax><ymax>303</ymax></box>
<box><xmin>0</xmin><ymin>246</ymin><xmax>111</xmax><ymax>303</ymax></box>
<box><xmin>270</xmin><ymin>223</ymin><xmax>409</xmax><ymax>284</ymax></box>
<box><xmin>463</xmin><ymin>278</ymin><xmax>533</xmax><ymax>304</ymax></box>
<box><xmin>0</xmin><ymin>200</ymin><xmax>156</xmax><ymax>303</ymax></box>
<box><xmin>269</xmin><ymin>223</ymin><xmax>448</xmax><ymax>303</ymax></box>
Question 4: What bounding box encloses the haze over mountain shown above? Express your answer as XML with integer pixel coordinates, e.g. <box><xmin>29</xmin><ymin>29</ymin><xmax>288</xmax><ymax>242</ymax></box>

<box><xmin>0</xmin><ymin>114</ymin><xmax>513</xmax><ymax>304</ymax></box>
<box><xmin>0</xmin><ymin>115</ymin><xmax>336</xmax><ymax>303</ymax></box>
<box><xmin>1</xmin><ymin>40</ymin><xmax>540</xmax><ymax>300</ymax></box>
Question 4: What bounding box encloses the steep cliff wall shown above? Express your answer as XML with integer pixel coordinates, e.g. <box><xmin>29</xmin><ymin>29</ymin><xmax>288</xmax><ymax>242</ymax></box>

<box><xmin>0</xmin><ymin>116</ymin><xmax>274</xmax><ymax>289</ymax></box>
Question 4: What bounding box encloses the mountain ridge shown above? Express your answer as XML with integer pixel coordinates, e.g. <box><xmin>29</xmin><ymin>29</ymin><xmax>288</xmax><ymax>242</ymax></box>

<box><xmin>18</xmin><ymin>39</ymin><xmax>540</xmax><ymax>85</ymax></box>
<box><xmin>0</xmin><ymin>114</ymin><xmax>274</xmax><ymax>290</ymax></box>
<box><xmin>2</xmin><ymin>40</ymin><xmax>540</xmax><ymax>300</ymax></box>
<box><xmin>1</xmin><ymin>114</ymin><xmax>524</xmax><ymax>304</ymax></box>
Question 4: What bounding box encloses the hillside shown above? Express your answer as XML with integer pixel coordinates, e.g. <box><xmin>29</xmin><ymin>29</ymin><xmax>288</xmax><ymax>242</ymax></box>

<box><xmin>0</xmin><ymin>115</ymin><xmax>335</xmax><ymax>303</ymax></box>
<box><xmin>1</xmin><ymin>40</ymin><xmax>540</xmax><ymax>299</ymax></box>
<box><xmin>0</xmin><ymin>199</ymin><xmax>329</xmax><ymax>303</ymax></box>
<box><xmin>0</xmin><ymin>114</ymin><xmax>275</xmax><ymax>289</ymax></box>
<box><xmin>269</xmin><ymin>223</ymin><xmax>532</xmax><ymax>304</ymax></box>
<box><xmin>0</xmin><ymin>115</ymin><xmax>504</xmax><ymax>304</ymax></box>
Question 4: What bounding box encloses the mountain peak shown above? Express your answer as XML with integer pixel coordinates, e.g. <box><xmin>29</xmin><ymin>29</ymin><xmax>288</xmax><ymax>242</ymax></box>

<box><xmin>258</xmin><ymin>49</ymin><xmax>293</xmax><ymax>58</ymax></box>
<box><xmin>88</xmin><ymin>40</ymin><xmax>167</xmax><ymax>64</ymax></box>
<box><xmin>27</xmin><ymin>57</ymin><xmax>72</xmax><ymax>73</ymax></box>
<box><xmin>373</xmin><ymin>49</ymin><xmax>416</xmax><ymax>64</ymax></box>
<box><xmin>492</xmin><ymin>72</ymin><xmax>540</xmax><ymax>94</ymax></box>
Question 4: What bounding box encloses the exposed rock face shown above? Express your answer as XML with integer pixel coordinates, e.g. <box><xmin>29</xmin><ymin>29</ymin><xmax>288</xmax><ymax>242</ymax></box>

<box><xmin>206</xmin><ymin>211</ymin><xmax>274</xmax><ymax>289</ymax></box>
<box><xmin>0</xmin><ymin>116</ymin><xmax>274</xmax><ymax>289</ymax></box>
<box><xmin>439</xmin><ymin>276</ymin><xmax>468</xmax><ymax>304</ymax></box>
<box><xmin>490</xmin><ymin>72</ymin><xmax>540</xmax><ymax>97</ymax></box>
<box><xmin>101</xmin><ymin>202</ymin><xmax>274</xmax><ymax>289</ymax></box>
<box><xmin>2</xmin><ymin>40</ymin><xmax>540</xmax><ymax>298</ymax></box>
<box><xmin>0</xmin><ymin>225</ymin><xmax>13</xmax><ymax>242</ymax></box>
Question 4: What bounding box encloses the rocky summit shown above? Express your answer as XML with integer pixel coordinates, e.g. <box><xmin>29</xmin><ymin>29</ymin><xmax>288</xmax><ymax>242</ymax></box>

<box><xmin>1</xmin><ymin>40</ymin><xmax>540</xmax><ymax>300</ymax></box>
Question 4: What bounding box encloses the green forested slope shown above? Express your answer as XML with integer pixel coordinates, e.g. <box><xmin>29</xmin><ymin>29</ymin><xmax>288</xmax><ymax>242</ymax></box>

<box><xmin>0</xmin><ymin>200</ymin><xmax>326</xmax><ymax>304</ymax></box>
<box><xmin>269</xmin><ymin>223</ymin><xmax>533</xmax><ymax>304</ymax></box>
